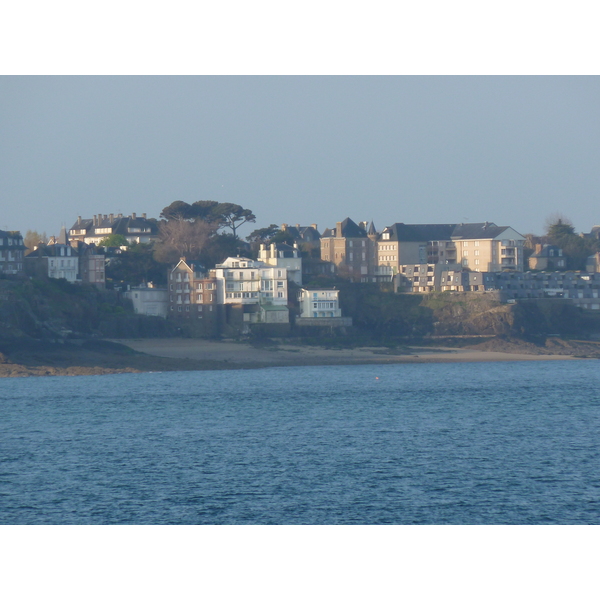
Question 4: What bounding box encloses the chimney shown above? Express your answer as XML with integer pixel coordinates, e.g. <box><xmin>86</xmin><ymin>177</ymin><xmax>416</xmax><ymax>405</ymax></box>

<box><xmin>142</xmin><ymin>213</ymin><xmax>146</xmax><ymax>219</ymax></box>
<box><xmin>103</xmin><ymin>215</ymin><xmax>107</xmax><ymax>221</ymax></box>
<box><xmin>132</xmin><ymin>212</ymin><xmax>136</xmax><ymax>219</ymax></box>
<box><xmin>109</xmin><ymin>213</ymin><xmax>114</xmax><ymax>223</ymax></box>
<box><xmin>311</xmin><ymin>224</ymin><xmax>317</xmax><ymax>230</ymax></box>
<box><xmin>296</xmin><ymin>224</ymin><xmax>300</xmax><ymax>228</ymax></box>
<box><xmin>281</xmin><ymin>223</ymin><xmax>288</xmax><ymax>231</ymax></box>
<box><xmin>118</xmin><ymin>213</ymin><xmax>123</xmax><ymax>218</ymax></box>
<box><xmin>336</xmin><ymin>222</ymin><xmax>343</xmax><ymax>238</ymax></box>
<box><xmin>78</xmin><ymin>216</ymin><xmax>82</xmax><ymax>225</ymax></box>
<box><xmin>535</xmin><ymin>244</ymin><xmax>542</xmax><ymax>254</ymax></box>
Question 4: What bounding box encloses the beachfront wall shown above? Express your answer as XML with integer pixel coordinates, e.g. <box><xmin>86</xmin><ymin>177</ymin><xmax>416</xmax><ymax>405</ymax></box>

<box><xmin>125</xmin><ymin>286</ymin><xmax>169</xmax><ymax>318</ymax></box>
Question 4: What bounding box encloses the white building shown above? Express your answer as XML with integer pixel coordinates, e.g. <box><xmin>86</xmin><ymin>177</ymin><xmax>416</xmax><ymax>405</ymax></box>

<box><xmin>298</xmin><ymin>288</ymin><xmax>342</xmax><ymax>318</ymax></box>
<box><xmin>258</xmin><ymin>242</ymin><xmax>302</xmax><ymax>285</ymax></box>
<box><xmin>295</xmin><ymin>287</ymin><xmax>351</xmax><ymax>327</ymax></box>
<box><xmin>213</xmin><ymin>257</ymin><xmax>288</xmax><ymax>306</ymax></box>
<box><xmin>125</xmin><ymin>284</ymin><xmax>169</xmax><ymax>317</ymax></box>
<box><xmin>47</xmin><ymin>245</ymin><xmax>78</xmax><ymax>282</ymax></box>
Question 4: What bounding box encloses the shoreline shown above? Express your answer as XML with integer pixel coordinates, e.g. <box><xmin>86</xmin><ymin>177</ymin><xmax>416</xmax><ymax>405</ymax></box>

<box><xmin>0</xmin><ymin>337</ymin><xmax>590</xmax><ymax>378</ymax></box>
<box><xmin>116</xmin><ymin>338</ymin><xmax>583</xmax><ymax>366</ymax></box>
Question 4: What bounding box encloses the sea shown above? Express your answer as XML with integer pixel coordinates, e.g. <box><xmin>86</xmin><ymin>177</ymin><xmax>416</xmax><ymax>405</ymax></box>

<box><xmin>1</xmin><ymin>360</ymin><xmax>599</xmax><ymax>525</ymax></box>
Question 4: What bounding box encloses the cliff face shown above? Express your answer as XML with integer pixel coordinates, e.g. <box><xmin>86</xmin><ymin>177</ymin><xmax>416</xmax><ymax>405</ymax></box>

<box><xmin>422</xmin><ymin>293</ymin><xmax>515</xmax><ymax>336</ymax></box>
<box><xmin>422</xmin><ymin>293</ymin><xmax>600</xmax><ymax>337</ymax></box>
<box><xmin>3</xmin><ymin>276</ymin><xmax>600</xmax><ymax>342</ymax></box>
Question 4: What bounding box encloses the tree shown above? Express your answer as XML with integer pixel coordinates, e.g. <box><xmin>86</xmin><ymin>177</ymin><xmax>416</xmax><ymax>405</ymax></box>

<box><xmin>23</xmin><ymin>230</ymin><xmax>48</xmax><ymax>255</ymax></box>
<box><xmin>190</xmin><ymin>200</ymin><xmax>222</xmax><ymax>223</ymax></box>
<box><xmin>545</xmin><ymin>215</ymin><xmax>598</xmax><ymax>270</ymax></box>
<box><xmin>154</xmin><ymin>218</ymin><xmax>216</xmax><ymax>263</ymax></box>
<box><xmin>214</xmin><ymin>203</ymin><xmax>256</xmax><ymax>239</ymax></box>
<box><xmin>160</xmin><ymin>201</ymin><xmax>195</xmax><ymax>221</ymax></box>
<box><xmin>105</xmin><ymin>243</ymin><xmax>167</xmax><ymax>286</ymax></box>
<box><xmin>99</xmin><ymin>234</ymin><xmax>129</xmax><ymax>247</ymax></box>
<box><xmin>247</xmin><ymin>224</ymin><xmax>280</xmax><ymax>244</ymax></box>
<box><xmin>547</xmin><ymin>218</ymin><xmax>576</xmax><ymax>245</ymax></box>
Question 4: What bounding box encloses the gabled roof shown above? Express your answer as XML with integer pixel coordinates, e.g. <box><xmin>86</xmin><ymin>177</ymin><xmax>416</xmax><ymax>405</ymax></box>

<box><xmin>451</xmin><ymin>222</ymin><xmax>507</xmax><ymax>240</ymax></box>
<box><xmin>171</xmin><ymin>258</ymin><xmax>206</xmax><ymax>273</ymax></box>
<box><xmin>530</xmin><ymin>244</ymin><xmax>562</xmax><ymax>258</ymax></box>
<box><xmin>321</xmin><ymin>217</ymin><xmax>367</xmax><ymax>238</ymax></box>
<box><xmin>272</xmin><ymin>242</ymin><xmax>298</xmax><ymax>258</ymax></box>
<box><xmin>382</xmin><ymin>223</ymin><xmax>457</xmax><ymax>242</ymax></box>
<box><xmin>69</xmin><ymin>215</ymin><xmax>159</xmax><ymax>237</ymax></box>
<box><xmin>282</xmin><ymin>225</ymin><xmax>321</xmax><ymax>241</ymax></box>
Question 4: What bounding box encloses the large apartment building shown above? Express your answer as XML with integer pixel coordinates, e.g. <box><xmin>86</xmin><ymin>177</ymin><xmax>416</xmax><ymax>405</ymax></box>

<box><xmin>377</xmin><ymin>222</ymin><xmax>525</xmax><ymax>278</ymax></box>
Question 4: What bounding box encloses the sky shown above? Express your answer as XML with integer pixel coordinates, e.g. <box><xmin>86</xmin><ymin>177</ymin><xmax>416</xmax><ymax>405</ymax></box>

<box><xmin>2</xmin><ymin>76</ymin><xmax>600</xmax><ymax>240</ymax></box>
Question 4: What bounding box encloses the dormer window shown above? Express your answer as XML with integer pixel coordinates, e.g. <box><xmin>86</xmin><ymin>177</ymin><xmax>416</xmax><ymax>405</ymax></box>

<box><xmin>382</xmin><ymin>232</ymin><xmax>390</xmax><ymax>240</ymax></box>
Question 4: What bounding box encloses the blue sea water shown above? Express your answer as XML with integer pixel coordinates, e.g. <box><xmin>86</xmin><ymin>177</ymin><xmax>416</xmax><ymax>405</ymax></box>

<box><xmin>1</xmin><ymin>360</ymin><xmax>599</xmax><ymax>524</ymax></box>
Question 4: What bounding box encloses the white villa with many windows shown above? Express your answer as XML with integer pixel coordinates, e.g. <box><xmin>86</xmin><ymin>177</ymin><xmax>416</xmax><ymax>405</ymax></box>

<box><xmin>213</xmin><ymin>257</ymin><xmax>288</xmax><ymax>305</ymax></box>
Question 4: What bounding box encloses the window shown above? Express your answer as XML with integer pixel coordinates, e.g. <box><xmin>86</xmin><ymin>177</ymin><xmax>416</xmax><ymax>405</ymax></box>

<box><xmin>474</xmin><ymin>250</ymin><xmax>480</xmax><ymax>256</ymax></box>
<box><xmin>464</xmin><ymin>242</ymin><xmax>468</xmax><ymax>247</ymax></box>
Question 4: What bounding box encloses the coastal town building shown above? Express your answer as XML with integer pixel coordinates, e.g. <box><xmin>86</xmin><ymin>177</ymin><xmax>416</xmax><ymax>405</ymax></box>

<box><xmin>25</xmin><ymin>236</ymin><xmax>106</xmax><ymax>288</ymax></box>
<box><xmin>377</xmin><ymin>222</ymin><xmax>525</xmax><ymax>280</ymax></box>
<box><xmin>212</xmin><ymin>256</ymin><xmax>289</xmax><ymax>307</ymax></box>
<box><xmin>296</xmin><ymin>287</ymin><xmax>352</xmax><ymax>328</ymax></box>
<box><xmin>25</xmin><ymin>243</ymin><xmax>79</xmax><ymax>282</ymax></box>
<box><xmin>168</xmin><ymin>258</ymin><xmax>218</xmax><ymax>317</ymax></box>
<box><xmin>320</xmin><ymin>218</ymin><xmax>377</xmax><ymax>282</ymax></box>
<box><xmin>528</xmin><ymin>244</ymin><xmax>566</xmax><ymax>271</ymax></box>
<box><xmin>280</xmin><ymin>223</ymin><xmax>321</xmax><ymax>246</ymax></box>
<box><xmin>258</xmin><ymin>242</ymin><xmax>302</xmax><ymax>285</ymax></box>
<box><xmin>125</xmin><ymin>283</ymin><xmax>169</xmax><ymax>318</ymax></box>
<box><xmin>0</xmin><ymin>230</ymin><xmax>26</xmax><ymax>275</ymax></box>
<box><xmin>69</xmin><ymin>213</ymin><xmax>159</xmax><ymax>245</ymax></box>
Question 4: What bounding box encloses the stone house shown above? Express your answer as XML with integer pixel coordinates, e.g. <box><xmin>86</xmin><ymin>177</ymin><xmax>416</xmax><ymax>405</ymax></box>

<box><xmin>528</xmin><ymin>244</ymin><xmax>566</xmax><ymax>271</ymax></box>
<box><xmin>320</xmin><ymin>218</ymin><xmax>377</xmax><ymax>282</ymax></box>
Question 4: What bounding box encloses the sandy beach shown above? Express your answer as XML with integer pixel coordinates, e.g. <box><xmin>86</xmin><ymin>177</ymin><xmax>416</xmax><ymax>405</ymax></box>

<box><xmin>114</xmin><ymin>338</ymin><xmax>582</xmax><ymax>368</ymax></box>
<box><xmin>2</xmin><ymin>336</ymin><xmax>592</xmax><ymax>378</ymax></box>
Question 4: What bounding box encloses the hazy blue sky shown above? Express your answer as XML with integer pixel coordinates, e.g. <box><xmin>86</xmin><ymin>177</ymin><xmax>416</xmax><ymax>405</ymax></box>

<box><xmin>1</xmin><ymin>76</ymin><xmax>599</xmax><ymax>238</ymax></box>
